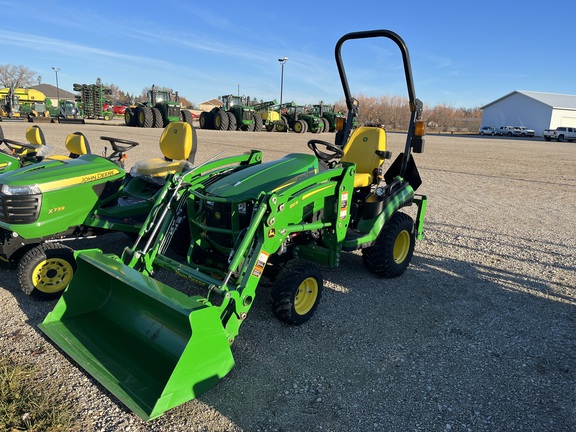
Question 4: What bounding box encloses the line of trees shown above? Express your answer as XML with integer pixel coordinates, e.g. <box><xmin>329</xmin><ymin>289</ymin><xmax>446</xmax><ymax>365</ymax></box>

<box><xmin>1</xmin><ymin>64</ymin><xmax>481</xmax><ymax>132</ymax></box>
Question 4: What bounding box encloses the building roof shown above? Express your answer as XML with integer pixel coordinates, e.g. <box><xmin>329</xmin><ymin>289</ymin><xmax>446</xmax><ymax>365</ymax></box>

<box><xmin>31</xmin><ymin>84</ymin><xmax>76</xmax><ymax>100</ymax></box>
<box><xmin>481</xmin><ymin>90</ymin><xmax>576</xmax><ymax>110</ymax></box>
<box><xmin>200</xmin><ymin>98</ymin><xmax>223</xmax><ymax>107</ymax></box>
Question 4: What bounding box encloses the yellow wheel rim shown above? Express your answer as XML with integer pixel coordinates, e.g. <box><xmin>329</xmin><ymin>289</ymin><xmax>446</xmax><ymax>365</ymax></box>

<box><xmin>31</xmin><ymin>258</ymin><xmax>74</xmax><ymax>294</ymax></box>
<box><xmin>294</xmin><ymin>122</ymin><xmax>302</xmax><ymax>133</ymax></box>
<box><xmin>393</xmin><ymin>230</ymin><xmax>411</xmax><ymax>264</ymax></box>
<box><xmin>294</xmin><ymin>277</ymin><xmax>318</xmax><ymax>315</ymax></box>
<box><xmin>215</xmin><ymin>115</ymin><xmax>221</xmax><ymax>128</ymax></box>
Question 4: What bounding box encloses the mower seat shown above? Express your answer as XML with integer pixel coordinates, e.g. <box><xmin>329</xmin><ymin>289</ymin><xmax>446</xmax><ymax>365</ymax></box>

<box><xmin>341</xmin><ymin>126</ymin><xmax>387</xmax><ymax>188</ymax></box>
<box><xmin>7</xmin><ymin>125</ymin><xmax>46</xmax><ymax>157</ymax></box>
<box><xmin>132</xmin><ymin>122</ymin><xmax>197</xmax><ymax>178</ymax></box>
<box><xmin>49</xmin><ymin>132</ymin><xmax>91</xmax><ymax>160</ymax></box>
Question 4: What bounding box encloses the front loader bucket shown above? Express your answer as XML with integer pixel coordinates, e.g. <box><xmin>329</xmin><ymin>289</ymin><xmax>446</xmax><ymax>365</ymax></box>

<box><xmin>39</xmin><ymin>250</ymin><xmax>234</xmax><ymax>420</ymax></box>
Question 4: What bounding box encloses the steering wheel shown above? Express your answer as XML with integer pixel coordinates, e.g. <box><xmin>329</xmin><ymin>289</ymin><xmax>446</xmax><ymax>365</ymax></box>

<box><xmin>100</xmin><ymin>136</ymin><xmax>140</xmax><ymax>153</ymax></box>
<box><xmin>307</xmin><ymin>139</ymin><xmax>344</xmax><ymax>162</ymax></box>
<box><xmin>3</xmin><ymin>138</ymin><xmax>42</xmax><ymax>152</ymax></box>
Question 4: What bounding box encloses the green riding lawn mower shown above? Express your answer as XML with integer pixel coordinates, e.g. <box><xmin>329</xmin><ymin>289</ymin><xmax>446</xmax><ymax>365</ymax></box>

<box><xmin>34</xmin><ymin>29</ymin><xmax>428</xmax><ymax>420</ymax></box>
<box><xmin>0</xmin><ymin>122</ymin><xmax>198</xmax><ymax>296</ymax></box>
<box><xmin>0</xmin><ymin>124</ymin><xmax>50</xmax><ymax>173</ymax></box>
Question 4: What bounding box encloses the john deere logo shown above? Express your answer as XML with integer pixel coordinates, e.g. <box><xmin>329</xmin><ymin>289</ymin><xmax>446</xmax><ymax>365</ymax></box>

<box><xmin>215</xmin><ymin>211</ymin><xmax>221</xmax><ymax>220</ymax></box>
<box><xmin>268</xmin><ymin>228</ymin><xmax>276</xmax><ymax>238</ymax></box>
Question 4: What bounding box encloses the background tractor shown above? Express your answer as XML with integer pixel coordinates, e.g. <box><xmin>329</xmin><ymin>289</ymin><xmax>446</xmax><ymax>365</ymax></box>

<box><xmin>39</xmin><ymin>29</ymin><xmax>428</xmax><ymax>421</ymax></box>
<box><xmin>312</xmin><ymin>101</ymin><xmax>346</xmax><ymax>132</ymax></box>
<box><xmin>124</xmin><ymin>85</ymin><xmax>194</xmax><ymax>128</ymax></box>
<box><xmin>199</xmin><ymin>95</ymin><xmax>262</xmax><ymax>131</ymax></box>
<box><xmin>276</xmin><ymin>104</ymin><xmax>324</xmax><ymax>133</ymax></box>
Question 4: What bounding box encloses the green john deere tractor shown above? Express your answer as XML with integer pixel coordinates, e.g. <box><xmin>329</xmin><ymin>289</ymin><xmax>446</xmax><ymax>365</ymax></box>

<box><xmin>199</xmin><ymin>95</ymin><xmax>262</xmax><ymax>131</ymax></box>
<box><xmin>125</xmin><ymin>85</ymin><xmax>194</xmax><ymax>128</ymax></box>
<box><xmin>312</xmin><ymin>101</ymin><xmax>346</xmax><ymax>132</ymax></box>
<box><xmin>277</xmin><ymin>104</ymin><xmax>325</xmax><ymax>133</ymax></box>
<box><xmin>0</xmin><ymin>122</ymin><xmax>198</xmax><ymax>297</ymax></box>
<box><xmin>39</xmin><ymin>29</ymin><xmax>428</xmax><ymax>420</ymax></box>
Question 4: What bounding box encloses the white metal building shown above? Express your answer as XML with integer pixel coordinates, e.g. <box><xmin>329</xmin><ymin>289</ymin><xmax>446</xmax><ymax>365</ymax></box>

<box><xmin>480</xmin><ymin>91</ymin><xmax>576</xmax><ymax>136</ymax></box>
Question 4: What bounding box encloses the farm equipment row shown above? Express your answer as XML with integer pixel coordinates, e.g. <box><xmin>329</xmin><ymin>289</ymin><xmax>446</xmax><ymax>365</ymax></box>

<box><xmin>1</xmin><ymin>30</ymin><xmax>428</xmax><ymax>421</ymax></box>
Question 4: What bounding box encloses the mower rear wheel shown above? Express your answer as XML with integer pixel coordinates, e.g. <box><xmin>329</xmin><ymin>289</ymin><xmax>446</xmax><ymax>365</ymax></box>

<box><xmin>18</xmin><ymin>243</ymin><xmax>77</xmax><ymax>298</ymax></box>
<box><xmin>362</xmin><ymin>212</ymin><xmax>415</xmax><ymax>278</ymax></box>
<box><xmin>270</xmin><ymin>260</ymin><xmax>323</xmax><ymax>325</ymax></box>
<box><xmin>265</xmin><ymin>123</ymin><xmax>274</xmax><ymax>132</ymax></box>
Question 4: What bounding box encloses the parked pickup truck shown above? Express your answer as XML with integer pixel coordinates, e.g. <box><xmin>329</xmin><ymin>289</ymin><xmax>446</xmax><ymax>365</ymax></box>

<box><xmin>543</xmin><ymin>126</ymin><xmax>576</xmax><ymax>142</ymax></box>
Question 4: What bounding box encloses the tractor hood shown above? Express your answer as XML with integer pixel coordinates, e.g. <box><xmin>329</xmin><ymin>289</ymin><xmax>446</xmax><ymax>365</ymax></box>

<box><xmin>0</xmin><ymin>154</ymin><xmax>122</xmax><ymax>191</ymax></box>
<box><xmin>206</xmin><ymin>153</ymin><xmax>318</xmax><ymax>201</ymax></box>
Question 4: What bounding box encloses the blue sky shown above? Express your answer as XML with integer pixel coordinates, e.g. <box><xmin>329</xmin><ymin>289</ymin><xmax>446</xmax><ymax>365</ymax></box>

<box><xmin>3</xmin><ymin>1</ymin><xmax>575</xmax><ymax>109</ymax></box>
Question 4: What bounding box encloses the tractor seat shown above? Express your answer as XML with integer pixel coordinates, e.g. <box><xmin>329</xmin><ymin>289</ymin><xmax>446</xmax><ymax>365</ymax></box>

<box><xmin>132</xmin><ymin>122</ymin><xmax>197</xmax><ymax>178</ymax></box>
<box><xmin>48</xmin><ymin>132</ymin><xmax>91</xmax><ymax>160</ymax></box>
<box><xmin>341</xmin><ymin>126</ymin><xmax>387</xmax><ymax>188</ymax></box>
<box><xmin>8</xmin><ymin>125</ymin><xmax>46</xmax><ymax>157</ymax></box>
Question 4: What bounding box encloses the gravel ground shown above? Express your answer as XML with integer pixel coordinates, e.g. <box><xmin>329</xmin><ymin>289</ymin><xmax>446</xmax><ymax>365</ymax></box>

<box><xmin>1</xmin><ymin>120</ymin><xmax>575</xmax><ymax>431</ymax></box>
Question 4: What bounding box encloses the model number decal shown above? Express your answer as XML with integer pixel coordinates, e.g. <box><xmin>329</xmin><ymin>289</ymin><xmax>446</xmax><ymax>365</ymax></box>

<box><xmin>48</xmin><ymin>206</ymin><xmax>65</xmax><ymax>214</ymax></box>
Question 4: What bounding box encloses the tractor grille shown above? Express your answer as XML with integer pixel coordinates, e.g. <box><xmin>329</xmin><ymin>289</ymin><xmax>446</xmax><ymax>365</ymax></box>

<box><xmin>167</xmin><ymin>106</ymin><xmax>180</xmax><ymax>118</ymax></box>
<box><xmin>241</xmin><ymin>110</ymin><xmax>253</xmax><ymax>121</ymax></box>
<box><xmin>204</xmin><ymin>200</ymin><xmax>253</xmax><ymax>247</ymax></box>
<box><xmin>0</xmin><ymin>193</ymin><xmax>42</xmax><ymax>224</ymax></box>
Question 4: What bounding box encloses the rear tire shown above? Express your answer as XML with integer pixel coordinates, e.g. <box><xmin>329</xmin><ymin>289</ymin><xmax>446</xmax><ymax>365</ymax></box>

<box><xmin>199</xmin><ymin>111</ymin><xmax>214</xmax><ymax>129</ymax></box>
<box><xmin>125</xmin><ymin>107</ymin><xmax>137</xmax><ymax>126</ymax></box>
<box><xmin>362</xmin><ymin>212</ymin><xmax>415</xmax><ymax>278</ymax></box>
<box><xmin>18</xmin><ymin>243</ymin><xmax>76</xmax><ymax>298</ymax></box>
<box><xmin>270</xmin><ymin>260</ymin><xmax>323</xmax><ymax>325</ymax></box>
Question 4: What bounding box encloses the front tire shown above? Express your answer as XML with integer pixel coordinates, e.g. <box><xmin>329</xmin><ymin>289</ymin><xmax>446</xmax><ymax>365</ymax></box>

<box><xmin>362</xmin><ymin>212</ymin><xmax>415</xmax><ymax>278</ymax></box>
<box><xmin>270</xmin><ymin>260</ymin><xmax>323</xmax><ymax>325</ymax></box>
<box><xmin>18</xmin><ymin>243</ymin><xmax>76</xmax><ymax>298</ymax></box>
<box><xmin>152</xmin><ymin>107</ymin><xmax>164</xmax><ymax>128</ymax></box>
<box><xmin>137</xmin><ymin>106</ymin><xmax>153</xmax><ymax>128</ymax></box>
<box><xmin>215</xmin><ymin>110</ymin><xmax>229</xmax><ymax>130</ymax></box>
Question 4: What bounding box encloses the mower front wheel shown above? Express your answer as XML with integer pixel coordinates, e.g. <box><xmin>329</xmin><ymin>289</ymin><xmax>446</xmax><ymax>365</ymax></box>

<box><xmin>18</xmin><ymin>243</ymin><xmax>77</xmax><ymax>298</ymax></box>
<box><xmin>362</xmin><ymin>212</ymin><xmax>415</xmax><ymax>278</ymax></box>
<box><xmin>270</xmin><ymin>260</ymin><xmax>323</xmax><ymax>325</ymax></box>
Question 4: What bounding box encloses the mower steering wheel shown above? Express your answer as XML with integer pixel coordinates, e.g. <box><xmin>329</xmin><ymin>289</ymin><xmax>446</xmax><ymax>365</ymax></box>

<box><xmin>307</xmin><ymin>139</ymin><xmax>344</xmax><ymax>162</ymax></box>
<box><xmin>3</xmin><ymin>138</ymin><xmax>42</xmax><ymax>152</ymax></box>
<box><xmin>100</xmin><ymin>136</ymin><xmax>140</xmax><ymax>153</ymax></box>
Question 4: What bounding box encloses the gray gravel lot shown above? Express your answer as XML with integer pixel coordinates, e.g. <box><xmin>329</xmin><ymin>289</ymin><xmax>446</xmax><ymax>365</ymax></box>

<box><xmin>1</xmin><ymin>120</ymin><xmax>575</xmax><ymax>431</ymax></box>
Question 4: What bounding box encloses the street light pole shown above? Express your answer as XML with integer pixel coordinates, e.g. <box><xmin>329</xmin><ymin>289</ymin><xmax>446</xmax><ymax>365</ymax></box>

<box><xmin>51</xmin><ymin>67</ymin><xmax>60</xmax><ymax>114</ymax></box>
<box><xmin>237</xmin><ymin>84</ymin><xmax>240</xmax><ymax>97</ymax></box>
<box><xmin>278</xmin><ymin>57</ymin><xmax>288</xmax><ymax>107</ymax></box>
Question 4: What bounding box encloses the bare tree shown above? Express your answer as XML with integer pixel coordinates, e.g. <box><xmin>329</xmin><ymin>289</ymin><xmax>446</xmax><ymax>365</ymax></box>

<box><xmin>0</xmin><ymin>64</ymin><xmax>38</xmax><ymax>88</ymax></box>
